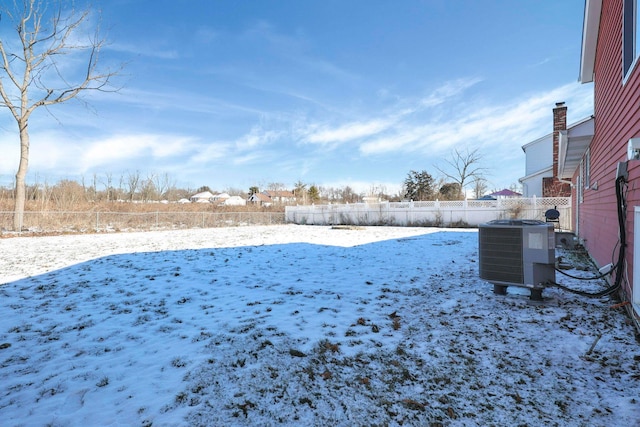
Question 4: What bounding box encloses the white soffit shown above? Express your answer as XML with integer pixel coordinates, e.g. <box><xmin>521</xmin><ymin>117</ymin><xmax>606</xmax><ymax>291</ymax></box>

<box><xmin>580</xmin><ymin>0</ymin><xmax>602</xmax><ymax>83</ymax></box>
<box><xmin>558</xmin><ymin>117</ymin><xmax>595</xmax><ymax>179</ymax></box>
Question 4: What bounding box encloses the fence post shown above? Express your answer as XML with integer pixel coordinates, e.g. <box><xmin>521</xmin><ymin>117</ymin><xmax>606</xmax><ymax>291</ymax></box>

<box><xmin>464</xmin><ymin>198</ymin><xmax>468</xmax><ymax>224</ymax></box>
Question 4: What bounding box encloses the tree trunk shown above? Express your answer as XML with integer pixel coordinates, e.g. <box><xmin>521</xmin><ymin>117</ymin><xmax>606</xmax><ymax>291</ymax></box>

<box><xmin>13</xmin><ymin>121</ymin><xmax>29</xmax><ymax>231</ymax></box>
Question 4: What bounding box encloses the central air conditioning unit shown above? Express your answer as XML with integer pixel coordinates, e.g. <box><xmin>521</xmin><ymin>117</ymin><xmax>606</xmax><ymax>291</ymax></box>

<box><xmin>478</xmin><ymin>219</ymin><xmax>555</xmax><ymax>300</ymax></box>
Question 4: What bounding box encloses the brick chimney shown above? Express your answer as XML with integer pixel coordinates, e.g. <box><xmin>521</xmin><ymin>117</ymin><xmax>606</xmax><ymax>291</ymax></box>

<box><xmin>552</xmin><ymin>102</ymin><xmax>567</xmax><ymax>177</ymax></box>
<box><xmin>543</xmin><ymin>102</ymin><xmax>571</xmax><ymax>197</ymax></box>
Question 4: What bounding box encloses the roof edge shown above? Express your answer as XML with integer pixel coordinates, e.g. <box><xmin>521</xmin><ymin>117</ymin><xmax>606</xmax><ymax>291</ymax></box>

<box><xmin>521</xmin><ymin>115</ymin><xmax>594</xmax><ymax>151</ymax></box>
<box><xmin>580</xmin><ymin>0</ymin><xmax>602</xmax><ymax>83</ymax></box>
<box><xmin>519</xmin><ymin>166</ymin><xmax>554</xmax><ymax>184</ymax></box>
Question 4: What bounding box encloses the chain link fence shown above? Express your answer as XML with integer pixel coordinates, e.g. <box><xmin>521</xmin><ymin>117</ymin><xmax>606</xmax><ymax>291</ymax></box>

<box><xmin>0</xmin><ymin>210</ymin><xmax>286</xmax><ymax>234</ymax></box>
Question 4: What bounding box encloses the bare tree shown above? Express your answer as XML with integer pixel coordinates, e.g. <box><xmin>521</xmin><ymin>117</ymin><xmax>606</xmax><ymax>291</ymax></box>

<box><xmin>117</xmin><ymin>173</ymin><xmax>126</xmax><ymax>201</ymax></box>
<box><xmin>472</xmin><ymin>177</ymin><xmax>489</xmax><ymax>199</ymax></box>
<box><xmin>435</xmin><ymin>148</ymin><xmax>487</xmax><ymax>199</ymax></box>
<box><xmin>139</xmin><ymin>175</ymin><xmax>157</xmax><ymax>202</ymax></box>
<box><xmin>51</xmin><ymin>179</ymin><xmax>84</xmax><ymax>209</ymax></box>
<box><xmin>126</xmin><ymin>170</ymin><xmax>140</xmax><ymax>202</ymax></box>
<box><xmin>101</xmin><ymin>172</ymin><xmax>114</xmax><ymax>202</ymax></box>
<box><xmin>0</xmin><ymin>0</ymin><xmax>119</xmax><ymax>230</ymax></box>
<box><xmin>80</xmin><ymin>173</ymin><xmax>98</xmax><ymax>202</ymax></box>
<box><xmin>153</xmin><ymin>172</ymin><xmax>175</xmax><ymax>200</ymax></box>
<box><xmin>224</xmin><ymin>187</ymin><xmax>245</xmax><ymax>197</ymax></box>
<box><xmin>340</xmin><ymin>185</ymin><xmax>359</xmax><ymax>203</ymax></box>
<box><xmin>267</xmin><ymin>182</ymin><xmax>286</xmax><ymax>192</ymax></box>
<box><xmin>368</xmin><ymin>184</ymin><xmax>388</xmax><ymax>199</ymax></box>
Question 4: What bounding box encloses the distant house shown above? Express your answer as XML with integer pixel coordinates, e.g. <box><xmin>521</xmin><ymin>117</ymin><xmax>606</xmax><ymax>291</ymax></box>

<box><xmin>190</xmin><ymin>191</ymin><xmax>215</xmax><ymax>203</ymax></box>
<box><xmin>211</xmin><ymin>192</ymin><xmax>230</xmax><ymax>203</ymax></box>
<box><xmin>223</xmin><ymin>196</ymin><xmax>246</xmax><ymax>206</ymax></box>
<box><xmin>363</xmin><ymin>196</ymin><xmax>386</xmax><ymax>204</ymax></box>
<box><xmin>248</xmin><ymin>190</ymin><xmax>296</xmax><ymax>206</ymax></box>
<box><xmin>248</xmin><ymin>192</ymin><xmax>273</xmax><ymax>206</ymax></box>
<box><xmin>573</xmin><ymin>0</ymin><xmax>640</xmax><ymax>329</ymax></box>
<box><xmin>519</xmin><ymin>103</ymin><xmax>594</xmax><ymax>197</ymax></box>
<box><xmin>488</xmin><ymin>189</ymin><xmax>521</xmax><ymax>199</ymax></box>
<box><xmin>263</xmin><ymin>190</ymin><xmax>296</xmax><ymax>205</ymax></box>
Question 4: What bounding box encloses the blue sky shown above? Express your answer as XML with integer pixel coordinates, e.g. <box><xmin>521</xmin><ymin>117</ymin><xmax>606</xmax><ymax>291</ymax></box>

<box><xmin>0</xmin><ymin>0</ymin><xmax>593</xmax><ymax>196</ymax></box>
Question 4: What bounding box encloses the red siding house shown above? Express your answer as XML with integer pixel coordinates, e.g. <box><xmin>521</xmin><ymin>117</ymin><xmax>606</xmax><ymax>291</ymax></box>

<box><xmin>573</xmin><ymin>0</ymin><xmax>640</xmax><ymax>328</ymax></box>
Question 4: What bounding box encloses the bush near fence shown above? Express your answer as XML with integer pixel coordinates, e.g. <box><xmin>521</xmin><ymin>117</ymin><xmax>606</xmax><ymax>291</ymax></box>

<box><xmin>285</xmin><ymin>197</ymin><xmax>572</xmax><ymax>230</ymax></box>
<box><xmin>0</xmin><ymin>203</ymin><xmax>284</xmax><ymax>236</ymax></box>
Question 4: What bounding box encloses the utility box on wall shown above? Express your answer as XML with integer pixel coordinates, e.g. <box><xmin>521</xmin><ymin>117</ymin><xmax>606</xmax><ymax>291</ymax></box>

<box><xmin>478</xmin><ymin>219</ymin><xmax>555</xmax><ymax>300</ymax></box>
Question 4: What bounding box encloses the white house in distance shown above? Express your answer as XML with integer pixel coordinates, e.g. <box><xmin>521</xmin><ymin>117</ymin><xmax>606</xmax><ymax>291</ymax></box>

<box><xmin>211</xmin><ymin>193</ymin><xmax>230</xmax><ymax>203</ymax></box>
<box><xmin>190</xmin><ymin>191</ymin><xmax>215</xmax><ymax>203</ymax></box>
<box><xmin>248</xmin><ymin>190</ymin><xmax>296</xmax><ymax>206</ymax></box>
<box><xmin>188</xmin><ymin>191</ymin><xmax>246</xmax><ymax>205</ymax></box>
<box><xmin>519</xmin><ymin>105</ymin><xmax>594</xmax><ymax>197</ymax></box>
<box><xmin>223</xmin><ymin>196</ymin><xmax>246</xmax><ymax>206</ymax></box>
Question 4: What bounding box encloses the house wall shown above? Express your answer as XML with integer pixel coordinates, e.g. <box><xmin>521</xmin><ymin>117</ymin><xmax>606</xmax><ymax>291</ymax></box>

<box><xmin>577</xmin><ymin>0</ymin><xmax>640</xmax><ymax>303</ymax></box>
<box><xmin>521</xmin><ymin>135</ymin><xmax>553</xmax><ymax>197</ymax></box>
<box><xmin>521</xmin><ymin>168</ymin><xmax>553</xmax><ymax>197</ymax></box>
<box><xmin>524</xmin><ymin>135</ymin><xmax>552</xmax><ymax>176</ymax></box>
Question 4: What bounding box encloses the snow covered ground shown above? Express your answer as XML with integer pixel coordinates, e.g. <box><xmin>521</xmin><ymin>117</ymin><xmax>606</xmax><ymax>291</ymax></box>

<box><xmin>0</xmin><ymin>224</ymin><xmax>638</xmax><ymax>426</ymax></box>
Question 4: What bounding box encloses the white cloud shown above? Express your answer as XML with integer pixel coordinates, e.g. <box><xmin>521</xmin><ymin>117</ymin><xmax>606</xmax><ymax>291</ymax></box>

<box><xmin>81</xmin><ymin>134</ymin><xmax>195</xmax><ymax>168</ymax></box>
<box><xmin>189</xmin><ymin>141</ymin><xmax>231</xmax><ymax>164</ymax></box>
<box><xmin>299</xmin><ymin>77</ymin><xmax>484</xmax><ymax>150</ymax></box>
<box><xmin>359</xmin><ymin>81</ymin><xmax>593</xmax><ymax>157</ymax></box>
<box><xmin>241</xmin><ymin>21</ymin><xmax>359</xmax><ymax>83</ymax></box>
<box><xmin>2</xmin><ymin>131</ymin><xmax>200</xmax><ymax>177</ymax></box>
<box><xmin>108</xmin><ymin>42</ymin><xmax>179</xmax><ymax>59</ymax></box>
<box><xmin>419</xmin><ymin>77</ymin><xmax>483</xmax><ymax>108</ymax></box>
<box><xmin>115</xmin><ymin>87</ymin><xmax>265</xmax><ymax>117</ymax></box>
<box><xmin>306</xmin><ymin>119</ymin><xmax>395</xmax><ymax>145</ymax></box>
<box><xmin>235</xmin><ymin>126</ymin><xmax>284</xmax><ymax>150</ymax></box>
<box><xmin>232</xmin><ymin>152</ymin><xmax>265</xmax><ymax>165</ymax></box>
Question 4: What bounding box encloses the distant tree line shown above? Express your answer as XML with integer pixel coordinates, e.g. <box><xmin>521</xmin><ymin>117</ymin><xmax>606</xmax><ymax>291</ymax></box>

<box><xmin>0</xmin><ymin>149</ymin><xmax>503</xmax><ymax>209</ymax></box>
<box><xmin>402</xmin><ymin>148</ymin><xmax>491</xmax><ymax>201</ymax></box>
<box><xmin>0</xmin><ymin>171</ymin><xmax>399</xmax><ymax>207</ymax></box>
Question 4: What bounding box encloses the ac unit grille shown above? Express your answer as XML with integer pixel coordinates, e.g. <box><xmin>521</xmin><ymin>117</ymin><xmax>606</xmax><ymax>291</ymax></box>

<box><xmin>479</xmin><ymin>227</ymin><xmax>524</xmax><ymax>284</ymax></box>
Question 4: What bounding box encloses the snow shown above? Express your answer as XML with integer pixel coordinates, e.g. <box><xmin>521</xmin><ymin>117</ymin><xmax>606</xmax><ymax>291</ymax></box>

<box><xmin>0</xmin><ymin>224</ymin><xmax>638</xmax><ymax>426</ymax></box>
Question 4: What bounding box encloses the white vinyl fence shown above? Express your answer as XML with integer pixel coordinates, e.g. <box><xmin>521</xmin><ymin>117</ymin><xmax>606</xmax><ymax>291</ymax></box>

<box><xmin>285</xmin><ymin>197</ymin><xmax>572</xmax><ymax>230</ymax></box>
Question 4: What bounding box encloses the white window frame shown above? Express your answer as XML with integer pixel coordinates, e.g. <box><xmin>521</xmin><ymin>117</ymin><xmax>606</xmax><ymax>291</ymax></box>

<box><xmin>633</xmin><ymin>207</ymin><xmax>640</xmax><ymax>316</ymax></box>
<box><xmin>578</xmin><ymin>160</ymin><xmax>584</xmax><ymax>204</ymax></box>
<box><xmin>623</xmin><ymin>0</ymin><xmax>640</xmax><ymax>81</ymax></box>
<box><xmin>584</xmin><ymin>148</ymin><xmax>591</xmax><ymax>189</ymax></box>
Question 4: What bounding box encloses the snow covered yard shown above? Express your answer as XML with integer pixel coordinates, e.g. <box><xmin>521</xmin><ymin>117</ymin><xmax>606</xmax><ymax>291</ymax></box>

<box><xmin>0</xmin><ymin>224</ymin><xmax>638</xmax><ymax>426</ymax></box>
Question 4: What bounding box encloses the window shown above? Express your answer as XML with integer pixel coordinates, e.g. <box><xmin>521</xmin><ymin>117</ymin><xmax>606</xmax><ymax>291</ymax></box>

<box><xmin>623</xmin><ymin>0</ymin><xmax>640</xmax><ymax>79</ymax></box>
<box><xmin>578</xmin><ymin>159</ymin><xmax>584</xmax><ymax>204</ymax></box>
<box><xmin>584</xmin><ymin>148</ymin><xmax>591</xmax><ymax>189</ymax></box>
